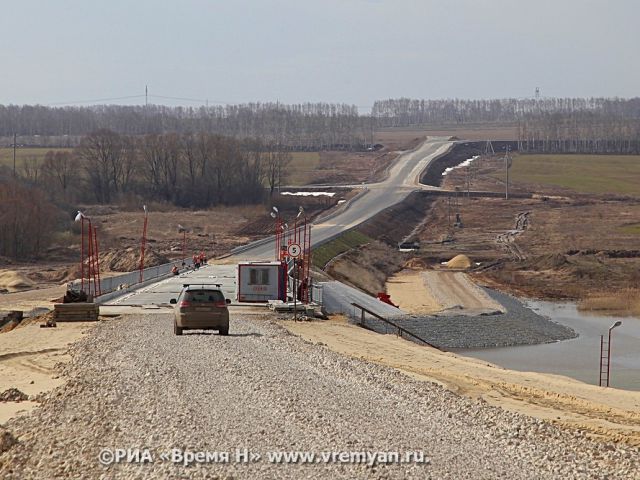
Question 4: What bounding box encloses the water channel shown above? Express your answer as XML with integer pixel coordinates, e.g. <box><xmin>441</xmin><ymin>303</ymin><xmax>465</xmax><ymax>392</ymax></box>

<box><xmin>457</xmin><ymin>300</ymin><xmax>640</xmax><ymax>391</ymax></box>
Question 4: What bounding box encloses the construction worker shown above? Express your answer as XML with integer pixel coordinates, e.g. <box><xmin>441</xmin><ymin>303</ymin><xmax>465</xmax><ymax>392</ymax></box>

<box><xmin>192</xmin><ymin>254</ymin><xmax>199</xmax><ymax>270</ymax></box>
<box><xmin>171</xmin><ymin>264</ymin><xmax>179</xmax><ymax>276</ymax></box>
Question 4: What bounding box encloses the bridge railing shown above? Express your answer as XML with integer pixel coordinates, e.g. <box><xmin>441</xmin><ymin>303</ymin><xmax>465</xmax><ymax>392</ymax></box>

<box><xmin>350</xmin><ymin>302</ymin><xmax>441</xmax><ymax>350</ymax></box>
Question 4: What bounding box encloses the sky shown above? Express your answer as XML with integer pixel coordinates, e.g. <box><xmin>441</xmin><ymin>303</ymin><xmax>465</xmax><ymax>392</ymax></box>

<box><xmin>0</xmin><ymin>0</ymin><xmax>638</xmax><ymax>111</ymax></box>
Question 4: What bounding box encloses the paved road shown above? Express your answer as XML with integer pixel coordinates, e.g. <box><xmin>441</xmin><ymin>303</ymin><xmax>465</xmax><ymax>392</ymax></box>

<box><xmin>233</xmin><ymin>138</ymin><xmax>452</xmax><ymax>261</ymax></box>
<box><xmin>106</xmin><ymin>265</ymin><xmax>238</xmax><ymax>306</ymax></box>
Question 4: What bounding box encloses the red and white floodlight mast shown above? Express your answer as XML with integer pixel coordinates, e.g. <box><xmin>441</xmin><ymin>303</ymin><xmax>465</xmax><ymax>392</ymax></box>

<box><xmin>139</xmin><ymin>205</ymin><xmax>148</xmax><ymax>283</ymax></box>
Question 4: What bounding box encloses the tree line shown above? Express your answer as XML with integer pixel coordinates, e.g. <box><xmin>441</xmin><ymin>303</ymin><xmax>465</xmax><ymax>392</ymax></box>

<box><xmin>20</xmin><ymin>130</ymin><xmax>292</xmax><ymax>208</ymax></box>
<box><xmin>371</xmin><ymin>97</ymin><xmax>640</xmax><ymax>126</ymax></box>
<box><xmin>517</xmin><ymin>112</ymin><xmax>640</xmax><ymax>154</ymax></box>
<box><xmin>0</xmin><ymin>102</ymin><xmax>374</xmax><ymax>151</ymax></box>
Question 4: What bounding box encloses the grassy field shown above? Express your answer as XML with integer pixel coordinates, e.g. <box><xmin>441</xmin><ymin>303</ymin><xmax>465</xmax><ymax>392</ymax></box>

<box><xmin>286</xmin><ymin>152</ymin><xmax>321</xmax><ymax>186</ymax></box>
<box><xmin>312</xmin><ymin>230</ymin><xmax>371</xmax><ymax>269</ymax></box>
<box><xmin>507</xmin><ymin>154</ymin><xmax>640</xmax><ymax>196</ymax></box>
<box><xmin>0</xmin><ymin>147</ymin><xmax>71</xmax><ymax>168</ymax></box>
<box><xmin>619</xmin><ymin>223</ymin><xmax>640</xmax><ymax>235</ymax></box>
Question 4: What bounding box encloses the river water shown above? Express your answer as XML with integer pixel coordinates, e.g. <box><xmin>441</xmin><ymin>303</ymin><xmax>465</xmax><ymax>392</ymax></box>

<box><xmin>457</xmin><ymin>300</ymin><xmax>640</xmax><ymax>391</ymax></box>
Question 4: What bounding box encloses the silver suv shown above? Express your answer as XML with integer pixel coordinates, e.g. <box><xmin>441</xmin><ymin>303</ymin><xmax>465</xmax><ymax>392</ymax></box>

<box><xmin>170</xmin><ymin>284</ymin><xmax>230</xmax><ymax>336</ymax></box>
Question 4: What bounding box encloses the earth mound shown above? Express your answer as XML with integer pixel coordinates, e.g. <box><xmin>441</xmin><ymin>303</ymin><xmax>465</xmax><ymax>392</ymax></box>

<box><xmin>100</xmin><ymin>248</ymin><xmax>169</xmax><ymax>272</ymax></box>
<box><xmin>0</xmin><ymin>270</ymin><xmax>34</xmax><ymax>292</ymax></box>
<box><xmin>446</xmin><ymin>254</ymin><xmax>472</xmax><ymax>270</ymax></box>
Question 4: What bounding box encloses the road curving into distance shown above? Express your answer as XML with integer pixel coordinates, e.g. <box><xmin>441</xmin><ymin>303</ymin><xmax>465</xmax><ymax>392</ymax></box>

<box><xmin>232</xmin><ymin>137</ymin><xmax>453</xmax><ymax>261</ymax></box>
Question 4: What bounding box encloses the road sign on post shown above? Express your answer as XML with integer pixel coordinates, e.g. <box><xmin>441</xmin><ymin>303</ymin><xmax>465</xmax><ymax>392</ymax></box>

<box><xmin>287</xmin><ymin>243</ymin><xmax>301</xmax><ymax>258</ymax></box>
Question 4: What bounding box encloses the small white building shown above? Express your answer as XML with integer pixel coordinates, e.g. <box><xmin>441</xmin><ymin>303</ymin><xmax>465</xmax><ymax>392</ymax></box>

<box><xmin>237</xmin><ymin>261</ymin><xmax>286</xmax><ymax>303</ymax></box>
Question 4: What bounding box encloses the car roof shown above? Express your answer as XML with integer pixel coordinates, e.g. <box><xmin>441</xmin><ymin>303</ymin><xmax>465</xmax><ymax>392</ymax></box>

<box><xmin>181</xmin><ymin>284</ymin><xmax>223</xmax><ymax>292</ymax></box>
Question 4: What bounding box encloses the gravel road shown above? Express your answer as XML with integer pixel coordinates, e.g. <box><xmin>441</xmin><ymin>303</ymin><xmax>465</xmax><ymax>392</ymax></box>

<box><xmin>0</xmin><ymin>312</ymin><xmax>636</xmax><ymax>479</ymax></box>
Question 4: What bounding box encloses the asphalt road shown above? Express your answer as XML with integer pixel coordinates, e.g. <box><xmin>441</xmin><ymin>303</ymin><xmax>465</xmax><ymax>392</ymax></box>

<box><xmin>232</xmin><ymin>137</ymin><xmax>452</xmax><ymax>261</ymax></box>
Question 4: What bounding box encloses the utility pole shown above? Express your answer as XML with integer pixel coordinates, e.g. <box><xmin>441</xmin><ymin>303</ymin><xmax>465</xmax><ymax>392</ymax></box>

<box><xmin>12</xmin><ymin>133</ymin><xmax>16</xmax><ymax>177</ymax></box>
<box><xmin>505</xmin><ymin>146</ymin><xmax>512</xmax><ymax>200</ymax></box>
<box><xmin>145</xmin><ymin>85</ymin><xmax>148</xmax><ymax>107</ymax></box>
<box><xmin>139</xmin><ymin>205</ymin><xmax>148</xmax><ymax>283</ymax></box>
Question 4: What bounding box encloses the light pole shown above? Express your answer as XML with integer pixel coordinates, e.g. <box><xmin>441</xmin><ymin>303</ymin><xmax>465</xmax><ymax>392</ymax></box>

<box><xmin>178</xmin><ymin>224</ymin><xmax>188</xmax><ymax>266</ymax></box>
<box><xmin>600</xmin><ymin>320</ymin><xmax>622</xmax><ymax>387</ymax></box>
<box><xmin>74</xmin><ymin>211</ymin><xmax>86</xmax><ymax>292</ymax></box>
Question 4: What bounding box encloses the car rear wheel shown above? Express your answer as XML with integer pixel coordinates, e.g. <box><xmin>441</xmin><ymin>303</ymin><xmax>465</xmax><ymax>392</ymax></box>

<box><xmin>219</xmin><ymin>327</ymin><xmax>229</xmax><ymax>336</ymax></box>
<box><xmin>174</xmin><ymin>322</ymin><xmax>183</xmax><ymax>336</ymax></box>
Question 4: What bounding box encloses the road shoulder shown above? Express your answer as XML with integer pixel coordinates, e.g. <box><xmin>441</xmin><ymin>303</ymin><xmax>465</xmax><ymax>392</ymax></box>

<box><xmin>280</xmin><ymin>317</ymin><xmax>640</xmax><ymax>446</ymax></box>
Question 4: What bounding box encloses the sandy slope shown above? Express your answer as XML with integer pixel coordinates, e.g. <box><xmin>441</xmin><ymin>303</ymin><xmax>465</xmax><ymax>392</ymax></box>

<box><xmin>386</xmin><ymin>270</ymin><xmax>441</xmax><ymax>313</ymax></box>
<box><xmin>0</xmin><ymin>286</ymin><xmax>66</xmax><ymax>312</ymax></box>
<box><xmin>386</xmin><ymin>269</ymin><xmax>505</xmax><ymax>315</ymax></box>
<box><xmin>282</xmin><ymin>317</ymin><xmax>640</xmax><ymax>446</ymax></box>
<box><xmin>0</xmin><ymin>322</ymin><xmax>94</xmax><ymax>423</ymax></box>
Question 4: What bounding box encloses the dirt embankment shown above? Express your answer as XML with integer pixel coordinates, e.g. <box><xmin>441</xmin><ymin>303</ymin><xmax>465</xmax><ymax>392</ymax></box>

<box><xmin>324</xmin><ymin>192</ymin><xmax>437</xmax><ymax>295</ymax></box>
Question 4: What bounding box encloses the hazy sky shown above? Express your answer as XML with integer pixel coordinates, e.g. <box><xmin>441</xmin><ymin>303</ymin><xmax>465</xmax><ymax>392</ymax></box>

<box><xmin>1</xmin><ymin>0</ymin><xmax>638</xmax><ymax>110</ymax></box>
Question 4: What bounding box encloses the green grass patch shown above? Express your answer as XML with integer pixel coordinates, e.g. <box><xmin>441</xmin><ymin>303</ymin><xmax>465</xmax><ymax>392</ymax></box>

<box><xmin>286</xmin><ymin>152</ymin><xmax>320</xmax><ymax>186</ymax></box>
<box><xmin>501</xmin><ymin>154</ymin><xmax>640</xmax><ymax>196</ymax></box>
<box><xmin>312</xmin><ymin>230</ymin><xmax>371</xmax><ymax>268</ymax></box>
<box><xmin>619</xmin><ymin>223</ymin><xmax>640</xmax><ymax>235</ymax></box>
<box><xmin>0</xmin><ymin>147</ymin><xmax>71</xmax><ymax>168</ymax></box>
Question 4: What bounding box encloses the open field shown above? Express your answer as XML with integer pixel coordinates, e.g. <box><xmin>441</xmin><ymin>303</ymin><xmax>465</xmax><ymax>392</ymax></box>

<box><xmin>414</xmin><ymin>151</ymin><xmax>640</xmax><ymax>301</ymax></box>
<box><xmin>504</xmin><ymin>154</ymin><xmax>640</xmax><ymax>196</ymax></box>
<box><xmin>286</xmin><ymin>152</ymin><xmax>321</xmax><ymax>185</ymax></box>
<box><xmin>287</xmin><ymin>150</ymin><xmax>404</xmax><ymax>186</ymax></box>
<box><xmin>0</xmin><ymin>147</ymin><xmax>70</xmax><ymax>169</ymax></box>
<box><xmin>375</xmin><ymin>123</ymin><xmax>517</xmax><ymax>145</ymax></box>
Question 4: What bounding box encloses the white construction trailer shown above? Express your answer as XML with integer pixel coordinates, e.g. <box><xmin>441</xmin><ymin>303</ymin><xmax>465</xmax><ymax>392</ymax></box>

<box><xmin>236</xmin><ymin>261</ymin><xmax>287</xmax><ymax>303</ymax></box>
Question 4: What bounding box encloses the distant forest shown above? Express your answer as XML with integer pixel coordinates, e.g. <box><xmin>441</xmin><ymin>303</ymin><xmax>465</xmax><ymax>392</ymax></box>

<box><xmin>0</xmin><ymin>103</ymin><xmax>375</xmax><ymax>151</ymax></box>
<box><xmin>2</xmin><ymin>97</ymin><xmax>640</xmax><ymax>153</ymax></box>
<box><xmin>373</xmin><ymin>97</ymin><xmax>640</xmax><ymax>154</ymax></box>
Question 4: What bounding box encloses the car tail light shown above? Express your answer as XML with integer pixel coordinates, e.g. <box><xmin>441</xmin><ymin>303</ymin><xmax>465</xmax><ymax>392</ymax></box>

<box><xmin>214</xmin><ymin>301</ymin><xmax>227</xmax><ymax>308</ymax></box>
<box><xmin>179</xmin><ymin>301</ymin><xmax>191</xmax><ymax>307</ymax></box>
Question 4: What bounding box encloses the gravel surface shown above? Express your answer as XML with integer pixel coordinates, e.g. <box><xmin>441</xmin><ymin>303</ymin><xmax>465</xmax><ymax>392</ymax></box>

<box><xmin>0</xmin><ymin>313</ymin><xmax>636</xmax><ymax>479</ymax></box>
<box><xmin>358</xmin><ymin>288</ymin><xmax>577</xmax><ymax>349</ymax></box>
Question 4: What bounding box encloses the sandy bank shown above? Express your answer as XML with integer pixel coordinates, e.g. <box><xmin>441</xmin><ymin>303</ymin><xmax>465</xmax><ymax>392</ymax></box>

<box><xmin>0</xmin><ymin>322</ymin><xmax>94</xmax><ymax>424</ymax></box>
<box><xmin>386</xmin><ymin>269</ymin><xmax>505</xmax><ymax>316</ymax></box>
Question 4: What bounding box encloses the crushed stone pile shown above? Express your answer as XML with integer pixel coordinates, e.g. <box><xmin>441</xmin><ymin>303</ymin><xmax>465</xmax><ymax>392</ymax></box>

<box><xmin>0</xmin><ymin>427</ymin><xmax>16</xmax><ymax>454</ymax></box>
<box><xmin>0</xmin><ymin>388</ymin><xmax>29</xmax><ymax>402</ymax></box>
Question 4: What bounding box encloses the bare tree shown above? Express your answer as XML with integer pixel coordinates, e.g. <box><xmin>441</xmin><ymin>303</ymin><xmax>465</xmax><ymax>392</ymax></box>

<box><xmin>41</xmin><ymin>150</ymin><xmax>79</xmax><ymax>201</ymax></box>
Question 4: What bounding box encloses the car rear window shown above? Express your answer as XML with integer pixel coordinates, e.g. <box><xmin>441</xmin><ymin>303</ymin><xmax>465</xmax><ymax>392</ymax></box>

<box><xmin>184</xmin><ymin>290</ymin><xmax>225</xmax><ymax>303</ymax></box>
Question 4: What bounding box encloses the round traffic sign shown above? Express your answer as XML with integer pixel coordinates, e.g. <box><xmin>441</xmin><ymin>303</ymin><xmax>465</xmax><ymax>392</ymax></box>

<box><xmin>287</xmin><ymin>243</ymin><xmax>302</xmax><ymax>258</ymax></box>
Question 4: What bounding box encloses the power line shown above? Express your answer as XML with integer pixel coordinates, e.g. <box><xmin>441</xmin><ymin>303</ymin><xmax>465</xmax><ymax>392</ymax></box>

<box><xmin>47</xmin><ymin>94</ymin><xmax>145</xmax><ymax>106</ymax></box>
